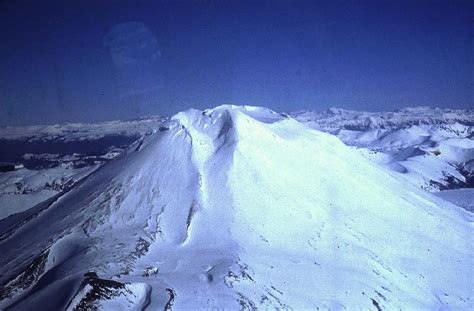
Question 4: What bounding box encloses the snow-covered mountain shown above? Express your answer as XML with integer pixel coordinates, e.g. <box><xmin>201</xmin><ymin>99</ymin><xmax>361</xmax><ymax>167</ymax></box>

<box><xmin>0</xmin><ymin>105</ymin><xmax>472</xmax><ymax>309</ymax></box>
<box><xmin>292</xmin><ymin>107</ymin><xmax>474</xmax><ymax>192</ymax></box>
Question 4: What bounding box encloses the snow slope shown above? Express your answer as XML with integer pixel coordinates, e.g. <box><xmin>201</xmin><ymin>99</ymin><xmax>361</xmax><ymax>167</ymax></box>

<box><xmin>0</xmin><ymin>165</ymin><xmax>99</xmax><ymax>220</ymax></box>
<box><xmin>292</xmin><ymin>107</ymin><xmax>474</xmax><ymax>191</ymax></box>
<box><xmin>435</xmin><ymin>188</ymin><xmax>474</xmax><ymax>213</ymax></box>
<box><xmin>0</xmin><ymin>105</ymin><xmax>472</xmax><ymax>309</ymax></box>
<box><xmin>0</xmin><ymin>117</ymin><xmax>163</xmax><ymax>220</ymax></box>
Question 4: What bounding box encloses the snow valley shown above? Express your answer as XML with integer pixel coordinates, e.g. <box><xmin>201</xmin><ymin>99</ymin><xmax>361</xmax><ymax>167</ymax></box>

<box><xmin>0</xmin><ymin>106</ymin><xmax>472</xmax><ymax>309</ymax></box>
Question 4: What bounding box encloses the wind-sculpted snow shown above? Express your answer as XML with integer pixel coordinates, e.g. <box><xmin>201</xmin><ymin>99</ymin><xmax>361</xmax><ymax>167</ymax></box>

<box><xmin>0</xmin><ymin>105</ymin><xmax>472</xmax><ymax>309</ymax></box>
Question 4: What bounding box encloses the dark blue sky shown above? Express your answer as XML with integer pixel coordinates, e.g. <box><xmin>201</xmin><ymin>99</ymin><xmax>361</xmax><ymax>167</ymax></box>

<box><xmin>0</xmin><ymin>0</ymin><xmax>472</xmax><ymax>125</ymax></box>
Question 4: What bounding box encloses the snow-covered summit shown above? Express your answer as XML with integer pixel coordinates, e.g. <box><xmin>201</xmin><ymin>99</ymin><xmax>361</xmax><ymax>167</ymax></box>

<box><xmin>0</xmin><ymin>105</ymin><xmax>472</xmax><ymax>309</ymax></box>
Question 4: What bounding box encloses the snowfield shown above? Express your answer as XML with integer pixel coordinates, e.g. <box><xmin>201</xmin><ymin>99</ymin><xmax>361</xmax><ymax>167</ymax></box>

<box><xmin>0</xmin><ymin>105</ymin><xmax>472</xmax><ymax>309</ymax></box>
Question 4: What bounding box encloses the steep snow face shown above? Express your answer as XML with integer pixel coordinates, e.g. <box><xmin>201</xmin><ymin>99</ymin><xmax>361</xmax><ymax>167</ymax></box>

<box><xmin>0</xmin><ymin>106</ymin><xmax>472</xmax><ymax>310</ymax></box>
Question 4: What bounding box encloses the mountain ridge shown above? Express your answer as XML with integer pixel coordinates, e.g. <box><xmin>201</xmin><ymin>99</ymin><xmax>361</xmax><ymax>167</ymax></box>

<box><xmin>0</xmin><ymin>105</ymin><xmax>472</xmax><ymax>309</ymax></box>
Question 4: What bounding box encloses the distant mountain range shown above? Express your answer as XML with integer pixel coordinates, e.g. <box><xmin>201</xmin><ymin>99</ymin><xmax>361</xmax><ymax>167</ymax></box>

<box><xmin>291</xmin><ymin>106</ymin><xmax>474</xmax><ymax>131</ymax></box>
